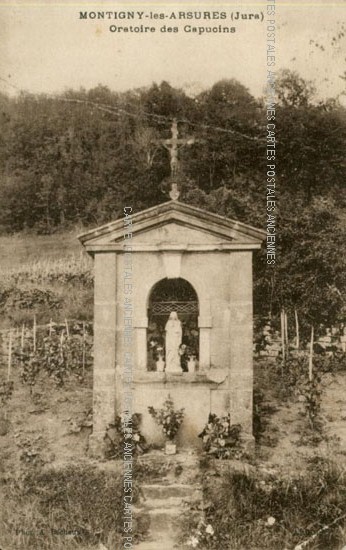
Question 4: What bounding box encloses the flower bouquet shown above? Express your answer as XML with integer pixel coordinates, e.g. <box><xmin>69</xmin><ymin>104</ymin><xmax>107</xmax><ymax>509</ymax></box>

<box><xmin>148</xmin><ymin>394</ymin><xmax>184</xmax><ymax>454</ymax></box>
<box><xmin>199</xmin><ymin>413</ymin><xmax>242</xmax><ymax>459</ymax></box>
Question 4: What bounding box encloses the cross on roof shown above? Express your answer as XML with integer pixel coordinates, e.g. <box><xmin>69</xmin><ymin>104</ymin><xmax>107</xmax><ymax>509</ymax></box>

<box><xmin>154</xmin><ymin>118</ymin><xmax>200</xmax><ymax>200</ymax></box>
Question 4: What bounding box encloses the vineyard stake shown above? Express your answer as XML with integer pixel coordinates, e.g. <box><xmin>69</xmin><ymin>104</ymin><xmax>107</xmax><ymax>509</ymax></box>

<box><xmin>281</xmin><ymin>308</ymin><xmax>285</xmax><ymax>366</ymax></box>
<box><xmin>21</xmin><ymin>324</ymin><xmax>25</xmax><ymax>351</ymax></box>
<box><xmin>295</xmin><ymin>309</ymin><xmax>300</xmax><ymax>350</ymax></box>
<box><xmin>33</xmin><ymin>315</ymin><xmax>37</xmax><ymax>352</ymax></box>
<box><xmin>49</xmin><ymin>319</ymin><xmax>52</xmax><ymax>336</ymax></box>
<box><xmin>65</xmin><ymin>318</ymin><xmax>70</xmax><ymax>338</ymax></box>
<box><xmin>82</xmin><ymin>321</ymin><xmax>86</xmax><ymax>376</ymax></box>
<box><xmin>284</xmin><ymin>311</ymin><xmax>289</xmax><ymax>355</ymax></box>
<box><xmin>60</xmin><ymin>331</ymin><xmax>64</xmax><ymax>358</ymax></box>
<box><xmin>308</xmin><ymin>325</ymin><xmax>314</xmax><ymax>381</ymax></box>
<box><xmin>7</xmin><ymin>331</ymin><xmax>12</xmax><ymax>381</ymax></box>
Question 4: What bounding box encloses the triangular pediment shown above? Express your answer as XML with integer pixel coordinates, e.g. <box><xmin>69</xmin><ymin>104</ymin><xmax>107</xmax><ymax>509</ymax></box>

<box><xmin>78</xmin><ymin>201</ymin><xmax>265</xmax><ymax>252</ymax></box>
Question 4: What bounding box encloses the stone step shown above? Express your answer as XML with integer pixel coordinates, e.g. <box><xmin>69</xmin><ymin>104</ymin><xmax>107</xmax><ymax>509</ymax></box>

<box><xmin>142</xmin><ymin>483</ymin><xmax>198</xmax><ymax>499</ymax></box>
<box><xmin>140</xmin><ymin>496</ymin><xmax>186</xmax><ymax>510</ymax></box>
<box><xmin>134</xmin><ymin>537</ymin><xmax>177</xmax><ymax>550</ymax></box>
<box><xmin>134</xmin><ymin>478</ymin><xmax>202</xmax><ymax>548</ymax></box>
<box><xmin>147</xmin><ymin>508</ymin><xmax>182</xmax><ymax>534</ymax></box>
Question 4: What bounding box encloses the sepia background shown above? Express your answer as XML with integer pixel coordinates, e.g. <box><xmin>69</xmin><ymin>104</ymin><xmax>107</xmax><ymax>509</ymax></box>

<box><xmin>0</xmin><ymin>2</ymin><xmax>345</xmax><ymax>550</ymax></box>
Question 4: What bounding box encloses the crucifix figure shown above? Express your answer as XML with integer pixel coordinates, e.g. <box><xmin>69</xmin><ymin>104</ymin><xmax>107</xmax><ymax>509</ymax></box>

<box><xmin>155</xmin><ymin>118</ymin><xmax>198</xmax><ymax>200</ymax></box>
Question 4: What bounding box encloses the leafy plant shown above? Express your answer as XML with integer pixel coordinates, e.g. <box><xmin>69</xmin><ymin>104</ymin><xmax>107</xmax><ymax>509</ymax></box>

<box><xmin>104</xmin><ymin>413</ymin><xmax>148</xmax><ymax>459</ymax></box>
<box><xmin>15</xmin><ymin>329</ymin><xmax>92</xmax><ymax>390</ymax></box>
<box><xmin>2</xmin><ymin>288</ymin><xmax>62</xmax><ymax>311</ymax></box>
<box><xmin>298</xmin><ymin>374</ymin><xmax>323</xmax><ymax>431</ymax></box>
<box><xmin>275</xmin><ymin>355</ymin><xmax>324</xmax><ymax>434</ymax></box>
<box><xmin>314</xmin><ymin>351</ymin><xmax>346</xmax><ymax>374</ymax></box>
<box><xmin>253</xmin><ymin>388</ymin><xmax>279</xmax><ymax>447</ymax></box>
<box><xmin>0</xmin><ymin>380</ymin><xmax>14</xmax><ymax>407</ymax></box>
<box><xmin>19</xmin><ymin>351</ymin><xmax>42</xmax><ymax>393</ymax></box>
<box><xmin>199</xmin><ymin>414</ymin><xmax>242</xmax><ymax>459</ymax></box>
<box><xmin>148</xmin><ymin>394</ymin><xmax>184</xmax><ymax>441</ymax></box>
<box><xmin>19</xmin><ymin>441</ymin><xmax>45</xmax><ymax>468</ymax></box>
<box><xmin>275</xmin><ymin>355</ymin><xmax>307</xmax><ymax>399</ymax></box>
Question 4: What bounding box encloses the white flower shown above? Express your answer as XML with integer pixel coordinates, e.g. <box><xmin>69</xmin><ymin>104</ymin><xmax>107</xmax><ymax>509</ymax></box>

<box><xmin>205</xmin><ymin>524</ymin><xmax>214</xmax><ymax>535</ymax></box>
<box><xmin>187</xmin><ymin>536</ymin><xmax>199</xmax><ymax>547</ymax></box>
<box><xmin>133</xmin><ymin>434</ymin><xmax>140</xmax><ymax>442</ymax></box>
<box><xmin>266</xmin><ymin>516</ymin><xmax>276</xmax><ymax>526</ymax></box>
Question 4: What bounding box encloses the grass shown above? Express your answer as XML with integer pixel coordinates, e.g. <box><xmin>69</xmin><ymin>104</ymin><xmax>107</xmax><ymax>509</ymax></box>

<box><xmin>0</xmin><ymin>252</ymin><xmax>93</xmax><ymax>329</ymax></box>
<box><xmin>0</xmin><ymin>253</ymin><xmax>93</xmax><ymax>287</ymax></box>
<box><xmin>181</xmin><ymin>457</ymin><xmax>346</xmax><ymax>549</ymax></box>
<box><xmin>1</xmin><ymin>231</ymin><xmax>346</xmax><ymax>549</ymax></box>
<box><xmin>0</xmin><ymin>229</ymin><xmax>93</xmax><ymax>327</ymax></box>
<box><xmin>0</xmin><ymin>229</ymin><xmax>83</xmax><ymax>270</ymax></box>
<box><xmin>0</xmin><ymin>463</ymin><xmax>142</xmax><ymax>550</ymax></box>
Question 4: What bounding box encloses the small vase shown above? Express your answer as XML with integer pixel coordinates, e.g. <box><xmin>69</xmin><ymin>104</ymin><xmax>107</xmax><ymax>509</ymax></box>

<box><xmin>156</xmin><ymin>358</ymin><xmax>165</xmax><ymax>372</ymax></box>
<box><xmin>165</xmin><ymin>441</ymin><xmax>177</xmax><ymax>455</ymax></box>
<box><xmin>187</xmin><ymin>357</ymin><xmax>196</xmax><ymax>373</ymax></box>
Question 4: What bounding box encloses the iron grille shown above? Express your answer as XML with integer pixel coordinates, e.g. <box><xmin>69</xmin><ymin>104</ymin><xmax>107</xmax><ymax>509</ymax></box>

<box><xmin>150</xmin><ymin>301</ymin><xmax>199</xmax><ymax>315</ymax></box>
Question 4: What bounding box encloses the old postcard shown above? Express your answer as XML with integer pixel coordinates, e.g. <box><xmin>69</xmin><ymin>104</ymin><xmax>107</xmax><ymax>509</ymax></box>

<box><xmin>0</xmin><ymin>1</ymin><xmax>345</xmax><ymax>549</ymax></box>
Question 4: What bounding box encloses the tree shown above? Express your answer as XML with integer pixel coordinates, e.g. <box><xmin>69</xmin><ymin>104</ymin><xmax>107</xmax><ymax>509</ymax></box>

<box><xmin>257</xmin><ymin>197</ymin><xmax>346</xmax><ymax>334</ymax></box>
<box><xmin>0</xmin><ymin>78</ymin><xmax>345</xmax><ymax>330</ymax></box>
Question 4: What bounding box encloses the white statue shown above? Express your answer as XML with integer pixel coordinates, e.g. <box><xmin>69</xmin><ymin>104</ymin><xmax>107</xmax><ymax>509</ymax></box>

<box><xmin>165</xmin><ymin>311</ymin><xmax>182</xmax><ymax>373</ymax></box>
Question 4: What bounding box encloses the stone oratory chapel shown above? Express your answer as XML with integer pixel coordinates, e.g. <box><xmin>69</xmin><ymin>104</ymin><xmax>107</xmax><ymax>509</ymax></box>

<box><xmin>79</xmin><ymin>119</ymin><xmax>265</xmax><ymax>453</ymax></box>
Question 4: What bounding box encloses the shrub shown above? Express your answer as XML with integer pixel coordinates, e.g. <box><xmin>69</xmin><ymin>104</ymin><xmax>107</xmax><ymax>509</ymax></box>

<box><xmin>104</xmin><ymin>413</ymin><xmax>148</xmax><ymax>459</ymax></box>
<box><xmin>0</xmin><ymin>380</ymin><xmax>14</xmax><ymax>407</ymax></box>
<box><xmin>2</xmin><ymin>288</ymin><xmax>62</xmax><ymax>311</ymax></box>
<box><xmin>298</xmin><ymin>374</ymin><xmax>323</xmax><ymax>431</ymax></box>
<box><xmin>275</xmin><ymin>355</ymin><xmax>307</xmax><ymax>399</ymax></box>
<box><xmin>15</xmin><ymin>330</ymin><xmax>92</xmax><ymax>389</ymax></box>
<box><xmin>314</xmin><ymin>351</ymin><xmax>346</xmax><ymax>374</ymax></box>
<box><xmin>253</xmin><ymin>388</ymin><xmax>279</xmax><ymax>447</ymax></box>
<box><xmin>199</xmin><ymin>413</ymin><xmax>243</xmax><ymax>459</ymax></box>
<box><xmin>275</xmin><ymin>355</ymin><xmax>324</xmax><ymax>434</ymax></box>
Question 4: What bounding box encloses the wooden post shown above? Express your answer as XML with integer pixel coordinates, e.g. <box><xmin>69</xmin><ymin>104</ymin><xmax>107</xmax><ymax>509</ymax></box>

<box><xmin>49</xmin><ymin>319</ymin><xmax>52</xmax><ymax>337</ymax></box>
<box><xmin>284</xmin><ymin>311</ymin><xmax>289</xmax><ymax>355</ymax></box>
<box><xmin>7</xmin><ymin>331</ymin><xmax>12</xmax><ymax>381</ymax></box>
<box><xmin>82</xmin><ymin>321</ymin><xmax>86</xmax><ymax>376</ymax></box>
<box><xmin>281</xmin><ymin>308</ymin><xmax>285</xmax><ymax>364</ymax></box>
<box><xmin>60</xmin><ymin>330</ymin><xmax>64</xmax><ymax>359</ymax></box>
<box><xmin>65</xmin><ymin>318</ymin><xmax>70</xmax><ymax>339</ymax></box>
<box><xmin>33</xmin><ymin>315</ymin><xmax>37</xmax><ymax>352</ymax></box>
<box><xmin>21</xmin><ymin>324</ymin><xmax>25</xmax><ymax>351</ymax></box>
<box><xmin>295</xmin><ymin>309</ymin><xmax>300</xmax><ymax>350</ymax></box>
<box><xmin>308</xmin><ymin>326</ymin><xmax>314</xmax><ymax>381</ymax></box>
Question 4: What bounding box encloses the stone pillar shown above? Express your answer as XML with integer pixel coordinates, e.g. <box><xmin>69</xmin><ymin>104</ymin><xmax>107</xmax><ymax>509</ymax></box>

<box><xmin>135</xmin><ymin>318</ymin><xmax>148</xmax><ymax>370</ymax></box>
<box><xmin>228</xmin><ymin>252</ymin><xmax>254</xmax><ymax>437</ymax></box>
<box><xmin>198</xmin><ymin>315</ymin><xmax>212</xmax><ymax>370</ymax></box>
<box><xmin>89</xmin><ymin>253</ymin><xmax>117</xmax><ymax>456</ymax></box>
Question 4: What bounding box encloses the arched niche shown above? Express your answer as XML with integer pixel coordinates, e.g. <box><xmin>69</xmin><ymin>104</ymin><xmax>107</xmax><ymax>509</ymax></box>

<box><xmin>134</xmin><ymin>261</ymin><xmax>212</xmax><ymax>372</ymax></box>
<box><xmin>147</xmin><ymin>278</ymin><xmax>199</xmax><ymax>371</ymax></box>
